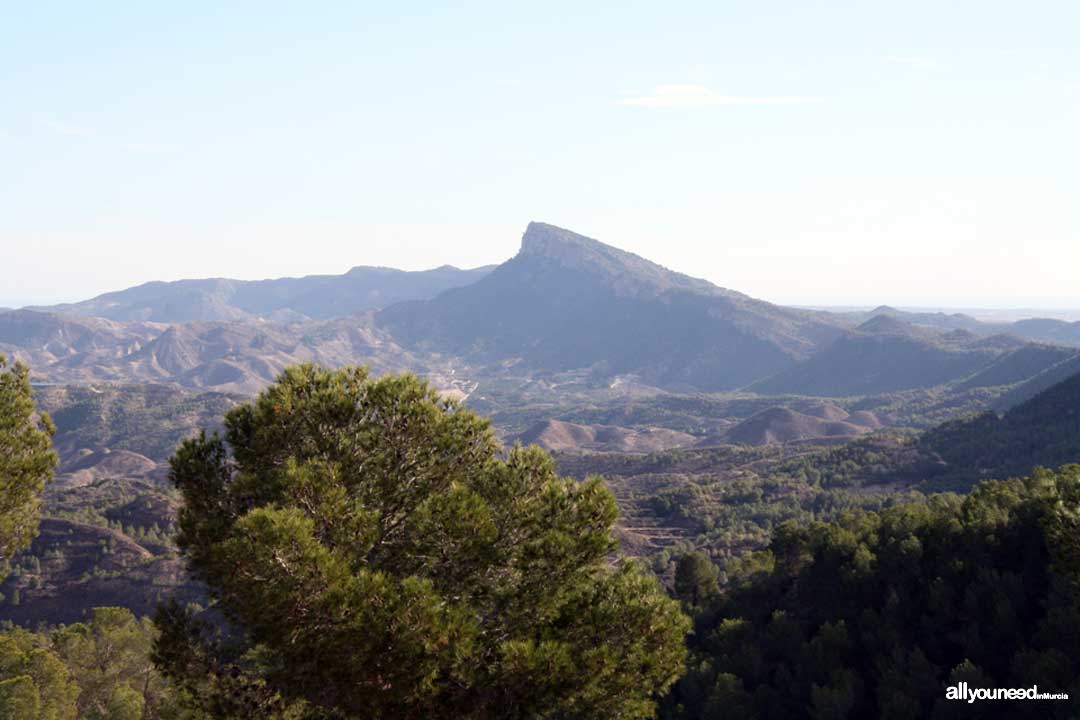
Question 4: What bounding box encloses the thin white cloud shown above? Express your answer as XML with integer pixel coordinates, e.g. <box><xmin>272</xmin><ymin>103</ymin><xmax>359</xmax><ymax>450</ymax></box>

<box><xmin>44</xmin><ymin>119</ymin><xmax>95</xmax><ymax>137</ymax></box>
<box><xmin>619</xmin><ymin>85</ymin><xmax>822</xmax><ymax>108</ymax></box>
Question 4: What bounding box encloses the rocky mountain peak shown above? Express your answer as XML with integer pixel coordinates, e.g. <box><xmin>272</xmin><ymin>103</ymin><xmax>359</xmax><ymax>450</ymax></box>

<box><xmin>518</xmin><ymin>222</ymin><xmax>723</xmax><ymax>296</ymax></box>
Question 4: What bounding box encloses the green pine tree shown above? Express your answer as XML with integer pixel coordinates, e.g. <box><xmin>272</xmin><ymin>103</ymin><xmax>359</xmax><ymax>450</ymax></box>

<box><xmin>155</xmin><ymin>364</ymin><xmax>689</xmax><ymax>719</ymax></box>
<box><xmin>0</xmin><ymin>356</ymin><xmax>58</xmax><ymax>571</ymax></box>
<box><xmin>674</xmin><ymin>551</ymin><xmax>720</xmax><ymax>610</ymax></box>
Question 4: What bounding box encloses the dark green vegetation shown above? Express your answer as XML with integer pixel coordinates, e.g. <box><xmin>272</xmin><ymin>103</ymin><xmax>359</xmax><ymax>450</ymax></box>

<box><xmin>0</xmin><ymin>605</ymin><xmax>196</xmax><ymax>719</ymax></box>
<box><xmin>0</xmin><ymin>481</ymin><xmax>200</xmax><ymax>626</ymax></box>
<box><xmin>0</xmin><ymin>385</ymin><xmax>229</xmax><ymax>626</ymax></box>
<box><xmin>536</xmin><ymin>365</ymin><xmax>1080</xmax><ymax>597</ymax></box>
<box><xmin>0</xmin><ymin>356</ymin><xmax>57</xmax><ymax>569</ymax></box>
<box><xmin>663</xmin><ymin>467</ymin><xmax>1080</xmax><ymax>719</ymax></box>
<box><xmin>156</xmin><ymin>365</ymin><xmax>689</xmax><ymax>719</ymax></box>
<box><xmin>555</xmin><ymin>440</ymin><xmax>926</xmax><ymax>569</ymax></box>
<box><xmin>35</xmin><ymin>384</ymin><xmax>240</xmax><ymax>464</ymax></box>
<box><xmin>919</xmin><ymin>368</ymin><xmax>1080</xmax><ymax>490</ymax></box>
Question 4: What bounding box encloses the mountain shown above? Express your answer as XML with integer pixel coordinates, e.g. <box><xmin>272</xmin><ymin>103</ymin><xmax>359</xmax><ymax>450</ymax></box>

<box><xmin>1</xmin><ymin>310</ymin><xmax>439</xmax><ymax>393</ymax></box>
<box><xmin>0</xmin><ymin>309</ymin><xmax>162</xmax><ymax>375</ymax></box>
<box><xmin>957</xmin><ymin>343</ymin><xmax>1079</xmax><ymax>392</ymax></box>
<box><xmin>839</xmin><ymin>305</ymin><xmax>1080</xmax><ymax>347</ymax></box>
<box><xmin>750</xmin><ymin>313</ymin><xmax>1065</xmax><ymax>396</ymax></box>
<box><xmin>1007</xmin><ymin>317</ymin><xmax>1080</xmax><ymax>346</ymax></box>
<box><xmin>990</xmin><ymin>352</ymin><xmax>1080</xmax><ymax>410</ymax></box>
<box><xmin>514</xmin><ymin>419</ymin><xmax>695</xmax><ymax>454</ymax></box>
<box><xmin>916</xmin><ymin>366</ymin><xmax>1080</xmax><ymax>489</ymax></box>
<box><xmin>836</xmin><ymin>305</ymin><xmax>988</xmax><ymax>333</ymax></box>
<box><xmin>34</xmin><ymin>265</ymin><xmax>494</xmax><ymax>323</ymax></box>
<box><xmin>0</xmin><ymin>517</ymin><xmax>190</xmax><ymax>626</ymax></box>
<box><xmin>782</xmin><ymin>366</ymin><xmax>1080</xmax><ymax>493</ymax></box>
<box><xmin>379</xmin><ymin>222</ymin><xmax>848</xmax><ymax>391</ymax></box>
<box><xmin>721</xmin><ymin>405</ymin><xmax>878</xmax><ymax>444</ymax></box>
<box><xmin>33</xmin><ymin>384</ymin><xmax>242</xmax><ymax>468</ymax></box>
<box><xmin>7</xmin><ymin>221</ymin><xmax>1076</xmax><ymax>399</ymax></box>
<box><xmin>0</xmin><ymin>385</ymin><xmax>234</xmax><ymax>626</ymax></box>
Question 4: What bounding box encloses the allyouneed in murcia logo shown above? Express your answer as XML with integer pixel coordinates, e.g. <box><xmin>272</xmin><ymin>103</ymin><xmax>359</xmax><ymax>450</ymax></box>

<box><xmin>946</xmin><ymin>682</ymin><xmax>1069</xmax><ymax>703</ymax></box>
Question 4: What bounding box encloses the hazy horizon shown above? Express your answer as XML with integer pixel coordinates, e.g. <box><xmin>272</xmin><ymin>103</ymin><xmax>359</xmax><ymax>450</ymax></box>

<box><xmin>7</xmin><ymin>229</ymin><xmax>1080</xmax><ymax>320</ymax></box>
<box><xmin>5</xmin><ymin>2</ymin><xmax>1080</xmax><ymax>309</ymax></box>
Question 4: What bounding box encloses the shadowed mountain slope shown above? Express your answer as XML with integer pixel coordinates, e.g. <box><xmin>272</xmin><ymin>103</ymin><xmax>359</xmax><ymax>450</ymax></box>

<box><xmin>991</xmin><ymin>353</ymin><xmax>1080</xmax><ymax>410</ymax></box>
<box><xmin>751</xmin><ymin>314</ymin><xmax>1060</xmax><ymax>396</ymax></box>
<box><xmin>916</xmin><ymin>366</ymin><xmax>1080</xmax><ymax>489</ymax></box>
<box><xmin>379</xmin><ymin>222</ymin><xmax>848</xmax><ymax>391</ymax></box>
<box><xmin>957</xmin><ymin>343</ymin><xmax>1079</xmax><ymax>391</ymax></box>
<box><xmin>781</xmin><ymin>366</ymin><xmax>1080</xmax><ymax>493</ymax></box>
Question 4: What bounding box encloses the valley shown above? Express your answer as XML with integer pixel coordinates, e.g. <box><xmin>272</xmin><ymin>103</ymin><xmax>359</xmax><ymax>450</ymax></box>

<box><xmin>4</xmin><ymin>223</ymin><xmax>1080</xmax><ymax>627</ymax></box>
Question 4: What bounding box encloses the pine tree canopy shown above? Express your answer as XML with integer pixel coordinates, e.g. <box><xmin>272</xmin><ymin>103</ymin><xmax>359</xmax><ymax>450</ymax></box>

<box><xmin>0</xmin><ymin>355</ymin><xmax>57</xmax><ymax>567</ymax></box>
<box><xmin>155</xmin><ymin>364</ymin><xmax>689</xmax><ymax>720</ymax></box>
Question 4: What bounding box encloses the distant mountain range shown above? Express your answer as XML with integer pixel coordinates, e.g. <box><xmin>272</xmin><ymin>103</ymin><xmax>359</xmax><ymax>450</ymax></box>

<box><xmin>751</xmin><ymin>315</ymin><xmax>1079</xmax><ymax>396</ymax></box>
<box><xmin>838</xmin><ymin>305</ymin><xmax>1080</xmax><ymax>347</ymax></box>
<box><xmin>4</xmin><ymin>221</ymin><xmax>1080</xmax><ymax>397</ymax></box>
<box><xmin>32</xmin><ymin>264</ymin><xmax>493</xmax><ymax>322</ymax></box>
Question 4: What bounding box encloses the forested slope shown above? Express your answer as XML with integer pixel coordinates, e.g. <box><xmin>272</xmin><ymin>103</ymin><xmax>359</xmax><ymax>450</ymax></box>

<box><xmin>663</xmin><ymin>467</ymin><xmax>1080</xmax><ymax>719</ymax></box>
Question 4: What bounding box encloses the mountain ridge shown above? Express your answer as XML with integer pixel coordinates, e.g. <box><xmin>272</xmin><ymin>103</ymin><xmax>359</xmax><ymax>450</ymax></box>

<box><xmin>6</xmin><ymin>221</ymin><xmax>1080</xmax><ymax>398</ymax></box>
<box><xmin>378</xmin><ymin>223</ymin><xmax>849</xmax><ymax>391</ymax></box>
<box><xmin>31</xmin><ymin>264</ymin><xmax>495</xmax><ymax>323</ymax></box>
<box><xmin>753</xmin><ymin>311</ymin><xmax>1069</xmax><ymax>396</ymax></box>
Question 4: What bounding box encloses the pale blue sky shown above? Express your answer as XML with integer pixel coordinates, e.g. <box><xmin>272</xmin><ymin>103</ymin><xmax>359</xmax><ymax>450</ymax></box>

<box><xmin>2</xmin><ymin>1</ymin><xmax>1078</xmax><ymax>308</ymax></box>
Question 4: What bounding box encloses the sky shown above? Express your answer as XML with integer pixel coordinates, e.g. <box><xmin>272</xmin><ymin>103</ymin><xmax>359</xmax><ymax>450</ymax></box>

<box><xmin>2</xmin><ymin>1</ymin><xmax>1079</xmax><ymax>309</ymax></box>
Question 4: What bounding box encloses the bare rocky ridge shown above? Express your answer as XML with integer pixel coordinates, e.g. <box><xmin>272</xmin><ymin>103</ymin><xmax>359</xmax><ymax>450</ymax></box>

<box><xmin>515</xmin><ymin>419</ymin><xmax>696</xmax><ymax>454</ymax></box>
<box><xmin>3</xmin><ymin>312</ymin><xmax>442</xmax><ymax>394</ymax></box>
<box><xmin>57</xmin><ymin>449</ymin><xmax>159</xmax><ymax>489</ymax></box>
<box><xmin>721</xmin><ymin>406</ymin><xmax>879</xmax><ymax>445</ymax></box>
